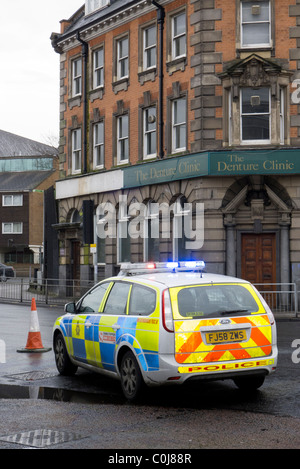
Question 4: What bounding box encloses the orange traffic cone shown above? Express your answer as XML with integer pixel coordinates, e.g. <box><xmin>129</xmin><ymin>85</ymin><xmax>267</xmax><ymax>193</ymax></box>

<box><xmin>17</xmin><ymin>298</ymin><xmax>51</xmax><ymax>353</ymax></box>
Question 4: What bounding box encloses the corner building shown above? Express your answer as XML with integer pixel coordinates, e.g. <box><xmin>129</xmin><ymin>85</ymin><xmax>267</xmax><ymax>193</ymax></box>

<box><xmin>51</xmin><ymin>0</ymin><xmax>300</xmax><ymax>292</ymax></box>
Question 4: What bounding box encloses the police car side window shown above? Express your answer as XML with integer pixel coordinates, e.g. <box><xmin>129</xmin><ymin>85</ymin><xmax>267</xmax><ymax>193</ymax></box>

<box><xmin>103</xmin><ymin>282</ymin><xmax>131</xmax><ymax>315</ymax></box>
<box><xmin>129</xmin><ymin>285</ymin><xmax>156</xmax><ymax>316</ymax></box>
<box><xmin>79</xmin><ymin>282</ymin><xmax>110</xmax><ymax>313</ymax></box>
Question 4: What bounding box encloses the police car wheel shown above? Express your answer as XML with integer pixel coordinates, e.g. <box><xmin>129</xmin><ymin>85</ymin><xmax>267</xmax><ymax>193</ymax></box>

<box><xmin>120</xmin><ymin>351</ymin><xmax>144</xmax><ymax>401</ymax></box>
<box><xmin>54</xmin><ymin>332</ymin><xmax>78</xmax><ymax>376</ymax></box>
<box><xmin>233</xmin><ymin>374</ymin><xmax>265</xmax><ymax>391</ymax></box>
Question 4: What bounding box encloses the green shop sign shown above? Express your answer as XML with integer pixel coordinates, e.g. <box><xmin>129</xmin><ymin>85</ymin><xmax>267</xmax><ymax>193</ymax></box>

<box><xmin>123</xmin><ymin>149</ymin><xmax>300</xmax><ymax>188</ymax></box>
<box><xmin>210</xmin><ymin>149</ymin><xmax>300</xmax><ymax>176</ymax></box>
<box><xmin>123</xmin><ymin>153</ymin><xmax>209</xmax><ymax>188</ymax></box>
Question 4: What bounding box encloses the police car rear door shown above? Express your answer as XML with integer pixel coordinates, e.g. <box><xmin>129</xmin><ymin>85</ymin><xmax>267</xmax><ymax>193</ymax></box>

<box><xmin>96</xmin><ymin>281</ymin><xmax>131</xmax><ymax>371</ymax></box>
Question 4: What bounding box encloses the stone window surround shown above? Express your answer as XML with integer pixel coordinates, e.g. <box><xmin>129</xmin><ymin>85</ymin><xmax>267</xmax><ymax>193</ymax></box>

<box><xmin>236</xmin><ymin>0</ymin><xmax>275</xmax><ymax>56</ymax></box>
<box><xmin>68</xmin><ymin>116</ymin><xmax>82</xmax><ymax>176</ymax></box>
<box><xmin>112</xmin><ymin>32</ymin><xmax>130</xmax><ymax>95</ymax></box>
<box><xmin>221</xmin><ymin>58</ymin><xmax>291</xmax><ymax>147</ymax></box>
<box><xmin>112</xmin><ymin>100</ymin><xmax>130</xmax><ymax>167</ymax></box>
<box><xmin>68</xmin><ymin>54</ymin><xmax>83</xmax><ymax>110</ymax></box>
<box><xmin>166</xmin><ymin>81</ymin><xmax>188</xmax><ymax>155</ymax></box>
<box><xmin>138</xmin><ymin>91</ymin><xmax>158</xmax><ymax>161</ymax></box>
<box><xmin>90</xmin><ymin>111</ymin><xmax>105</xmax><ymax>170</ymax></box>
<box><xmin>166</xmin><ymin>5</ymin><xmax>187</xmax><ymax>76</ymax></box>
<box><xmin>137</xmin><ymin>19</ymin><xmax>157</xmax><ymax>85</ymax></box>
<box><xmin>90</xmin><ymin>43</ymin><xmax>105</xmax><ymax>102</ymax></box>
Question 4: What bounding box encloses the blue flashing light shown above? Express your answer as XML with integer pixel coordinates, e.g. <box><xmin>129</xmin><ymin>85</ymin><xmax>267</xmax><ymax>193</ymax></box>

<box><xmin>166</xmin><ymin>262</ymin><xmax>179</xmax><ymax>269</ymax></box>
<box><xmin>184</xmin><ymin>260</ymin><xmax>206</xmax><ymax>269</ymax></box>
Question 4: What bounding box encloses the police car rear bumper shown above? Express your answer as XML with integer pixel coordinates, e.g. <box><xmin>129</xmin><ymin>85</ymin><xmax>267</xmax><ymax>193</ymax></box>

<box><xmin>142</xmin><ymin>348</ymin><xmax>278</xmax><ymax>386</ymax></box>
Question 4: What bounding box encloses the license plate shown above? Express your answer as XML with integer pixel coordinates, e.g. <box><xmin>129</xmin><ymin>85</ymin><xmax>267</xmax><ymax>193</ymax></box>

<box><xmin>206</xmin><ymin>330</ymin><xmax>247</xmax><ymax>344</ymax></box>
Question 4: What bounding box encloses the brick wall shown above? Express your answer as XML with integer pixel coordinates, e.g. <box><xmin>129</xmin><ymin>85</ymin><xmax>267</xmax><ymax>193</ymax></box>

<box><xmin>58</xmin><ymin>0</ymin><xmax>195</xmax><ymax>177</ymax></box>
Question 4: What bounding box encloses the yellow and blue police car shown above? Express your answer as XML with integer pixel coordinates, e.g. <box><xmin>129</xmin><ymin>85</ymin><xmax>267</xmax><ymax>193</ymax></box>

<box><xmin>53</xmin><ymin>261</ymin><xmax>277</xmax><ymax>401</ymax></box>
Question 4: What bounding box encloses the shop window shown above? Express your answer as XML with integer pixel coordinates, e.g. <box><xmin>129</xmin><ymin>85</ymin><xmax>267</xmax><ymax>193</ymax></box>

<box><xmin>172</xmin><ymin>197</ymin><xmax>190</xmax><ymax>261</ymax></box>
<box><xmin>143</xmin><ymin>201</ymin><xmax>159</xmax><ymax>262</ymax></box>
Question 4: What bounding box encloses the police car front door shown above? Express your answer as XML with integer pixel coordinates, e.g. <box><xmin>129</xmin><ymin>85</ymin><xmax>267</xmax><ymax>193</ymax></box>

<box><xmin>71</xmin><ymin>282</ymin><xmax>111</xmax><ymax>365</ymax></box>
<box><xmin>96</xmin><ymin>281</ymin><xmax>131</xmax><ymax>371</ymax></box>
<box><xmin>71</xmin><ymin>313</ymin><xmax>95</xmax><ymax>364</ymax></box>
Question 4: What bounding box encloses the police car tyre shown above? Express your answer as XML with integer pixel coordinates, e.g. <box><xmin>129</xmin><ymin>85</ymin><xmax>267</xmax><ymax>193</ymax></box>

<box><xmin>54</xmin><ymin>332</ymin><xmax>78</xmax><ymax>376</ymax></box>
<box><xmin>233</xmin><ymin>374</ymin><xmax>265</xmax><ymax>391</ymax></box>
<box><xmin>120</xmin><ymin>351</ymin><xmax>144</xmax><ymax>401</ymax></box>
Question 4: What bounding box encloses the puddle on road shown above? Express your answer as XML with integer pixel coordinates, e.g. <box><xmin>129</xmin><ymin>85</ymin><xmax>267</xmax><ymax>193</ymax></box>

<box><xmin>0</xmin><ymin>371</ymin><xmax>267</xmax><ymax>410</ymax></box>
<box><xmin>0</xmin><ymin>383</ymin><xmax>125</xmax><ymax>405</ymax></box>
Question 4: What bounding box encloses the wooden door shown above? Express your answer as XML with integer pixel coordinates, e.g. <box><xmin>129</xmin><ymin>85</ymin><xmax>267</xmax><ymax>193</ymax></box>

<box><xmin>241</xmin><ymin>234</ymin><xmax>276</xmax><ymax>290</ymax></box>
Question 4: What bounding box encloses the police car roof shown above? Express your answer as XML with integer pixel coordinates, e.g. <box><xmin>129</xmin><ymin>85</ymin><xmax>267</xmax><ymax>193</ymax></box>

<box><xmin>118</xmin><ymin>272</ymin><xmax>250</xmax><ymax>289</ymax></box>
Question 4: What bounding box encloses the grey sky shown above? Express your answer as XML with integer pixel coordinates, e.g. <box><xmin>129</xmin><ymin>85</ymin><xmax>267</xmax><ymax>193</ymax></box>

<box><xmin>0</xmin><ymin>1</ymin><xmax>83</xmax><ymax>145</ymax></box>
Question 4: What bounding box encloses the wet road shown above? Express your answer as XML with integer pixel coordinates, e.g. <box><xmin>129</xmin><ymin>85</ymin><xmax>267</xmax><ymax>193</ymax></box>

<box><xmin>0</xmin><ymin>302</ymin><xmax>299</xmax><ymax>450</ymax></box>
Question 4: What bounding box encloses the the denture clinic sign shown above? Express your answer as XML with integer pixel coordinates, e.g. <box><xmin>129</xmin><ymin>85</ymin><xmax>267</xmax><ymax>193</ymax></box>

<box><xmin>123</xmin><ymin>149</ymin><xmax>300</xmax><ymax>188</ymax></box>
<box><xmin>123</xmin><ymin>153</ymin><xmax>209</xmax><ymax>187</ymax></box>
<box><xmin>210</xmin><ymin>149</ymin><xmax>300</xmax><ymax>176</ymax></box>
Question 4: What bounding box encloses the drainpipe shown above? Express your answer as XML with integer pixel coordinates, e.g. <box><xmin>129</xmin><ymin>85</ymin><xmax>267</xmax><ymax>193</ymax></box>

<box><xmin>152</xmin><ymin>0</ymin><xmax>165</xmax><ymax>159</ymax></box>
<box><xmin>76</xmin><ymin>31</ymin><xmax>89</xmax><ymax>174</ymax></box>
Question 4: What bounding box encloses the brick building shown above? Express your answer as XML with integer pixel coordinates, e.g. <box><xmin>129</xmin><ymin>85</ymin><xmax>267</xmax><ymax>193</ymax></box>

<box><xmin>51</xmin><ymin>0</ymin><xmax>300</xmax><ymax>291</ymax></box>
<box><xmin>0</xmin><ymin>130</ymin><xmax>58</xmax><ymax>276</ymax></box>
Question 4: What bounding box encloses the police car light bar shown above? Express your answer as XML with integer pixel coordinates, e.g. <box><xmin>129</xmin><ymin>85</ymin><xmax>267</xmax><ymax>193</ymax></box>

<box><xmin>119</xmin><ymin>261</ymin><xmax>206</xmax><ymax>275</ymax></box>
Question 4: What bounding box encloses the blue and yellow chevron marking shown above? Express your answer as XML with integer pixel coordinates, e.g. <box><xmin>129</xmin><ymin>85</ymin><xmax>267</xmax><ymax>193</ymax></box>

<box><xmin>58</xmin><ymin>313</ymin><xmax>160</xmax><ymax>372</ymax></box>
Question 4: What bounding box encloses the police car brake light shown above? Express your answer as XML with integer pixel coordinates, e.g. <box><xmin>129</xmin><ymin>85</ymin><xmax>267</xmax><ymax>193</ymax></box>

<box><xmin>162</xmin><ymin>289</ymin><xmax>174</xmax><ymax>333</ymax></box>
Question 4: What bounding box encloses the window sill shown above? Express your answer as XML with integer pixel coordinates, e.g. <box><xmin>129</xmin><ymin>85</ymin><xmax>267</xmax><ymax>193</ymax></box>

<box><xmin>138</xmin><ymin>68</ymin><xmax>157</xmax><ymax>85</ymax></box>
<box><xmin>90</xmin><ymin>87</ymin><xmax>104</xmax><ymax>102</ymax></box>
<box><xmin>166</xmin><ymin>57</ymin><xmax>187</xmax><ymax>76</ymax></box>
<box><xmin>116</xmin><ymin>160</ymin><xmax>129</xmax><ymax>167</ymax></box>
<box><xmin>112</xmin><ymin>77</ymin><xmax>129</xmax><ymax>95</ymax></box>
<box><xmin>240</xmin><ymin>140</ymin><xmax>271</xmax><ymax>146</ymax></box>
<box><xmin>68</xmin><ymin>96</ymin><xmax>82</xmax><ymax>110</ymax></box>
<box><xmin>238</xmin><ymin>46</ymin><xmax>273</xmax><ymax>58</ymax></box>
<box><xmin>143</xmin><ymin>155</ymin><xmax>157</xmax><ymax>161</ymax></box>
<box><xmin>226</xmin><ymin>143</ymin><xmax>280</xmax><ymax>150</ymax></box>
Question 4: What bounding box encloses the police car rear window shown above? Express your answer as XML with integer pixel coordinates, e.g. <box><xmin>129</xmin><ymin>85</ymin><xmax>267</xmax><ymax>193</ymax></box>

<box><xmin>176</xmin><ymin>284</ymin><xmax>259</xmax><ymax>318</ymax></box>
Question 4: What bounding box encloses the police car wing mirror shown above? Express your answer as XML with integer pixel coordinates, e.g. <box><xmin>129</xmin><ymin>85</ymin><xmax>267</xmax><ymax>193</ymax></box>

<box><xmin>64</xmin><ymin>302</ymin><xmax>76</xmax><ymax>314</ymax></box>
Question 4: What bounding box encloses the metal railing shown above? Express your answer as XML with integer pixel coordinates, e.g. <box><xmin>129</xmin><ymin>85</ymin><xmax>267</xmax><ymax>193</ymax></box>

<box><xmin>0</xmin><ymin>277</ymin><xmax>95</xmax><ymax>307</ymax></box>
<box><xmin>0</xmin><ymin>278</ymin><xmax>298</xmax><ymax>317</ymax></box>
<box><xmin>254</xmin><ymin>283</ymin><xmax>298</xmax><ymax>318</ymax></box>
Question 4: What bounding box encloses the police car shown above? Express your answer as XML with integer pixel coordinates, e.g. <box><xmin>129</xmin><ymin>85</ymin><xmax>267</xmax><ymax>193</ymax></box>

<box><xmin>53</xmin><ymin>261</ymin><xmax>277</xmax><ymax>401</ymax></box>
